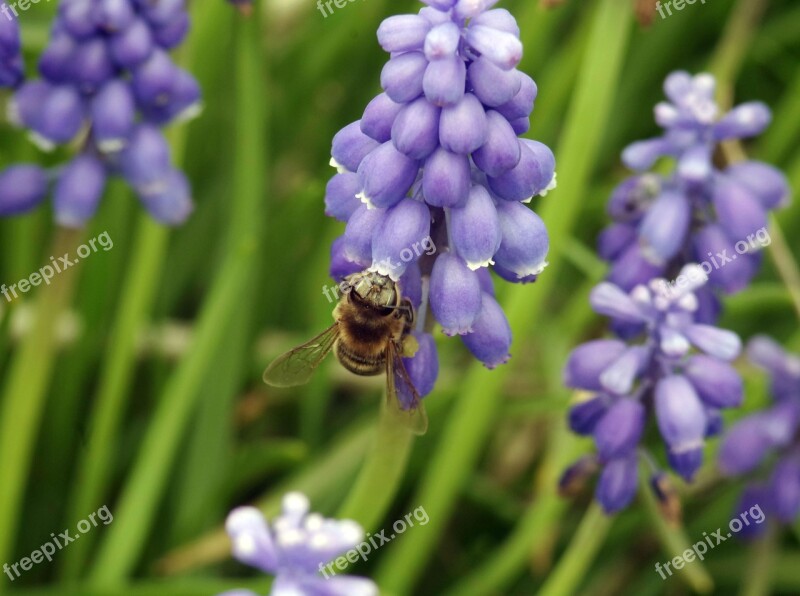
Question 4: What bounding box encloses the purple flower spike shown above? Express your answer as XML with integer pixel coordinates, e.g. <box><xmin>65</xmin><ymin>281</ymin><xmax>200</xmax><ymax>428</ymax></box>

<box><xmin>449</xmin><ymin>185</ymin><xmax>500</xmax><ymax>270</ymax></box>
<box><xmin>224</xmin><ymin>493</ymin><xmax>378</xmax><ymax>596</ymax></box>
<box><xmin>54</xmin><ymin>154</ymin><xmax>107</xmax><ymax>227</ymax></box>
<box><xmin>357</xmin><ymin>142</ymin><xmax>419</xmax><ymax>209</ymax></box>
<box><xmin>0</xmin><ymin>165</ymin><xmax>49</xmax><ymax>216</ymax></box>
<box><xmin>460</xmin><ymin>292</ymin><xmax>512</xmax><ymax>368</ymax></box>
<box><xmin>370</xmin><ymin>198</ymin><xmax>431</xmax><ymax>280</ymax></box>
<box><xmin>597</xmin><ymin>454</ymin><xmax>638</xmax><ymax>514</ymax></box>
<box><xmin>430</xmin><ymin>253</ymin><xmax>482</xmax><ymax>335</ymax></box>
<box><xmin>493</xmin><ymin>201</ymin><xmax>549</xmax><ymax>279</ymax></box>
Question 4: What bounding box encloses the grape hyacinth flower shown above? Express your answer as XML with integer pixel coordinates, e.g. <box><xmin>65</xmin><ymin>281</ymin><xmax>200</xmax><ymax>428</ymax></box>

<box><xmin>600</xmin><ymin>71</ymin><xmax>790</xmax><ymax>315</ymax></box>
<box><xmin>220</xmin><ymin>492</ymin><xmax>378</xmax><ymax>596</ymax></box>
<box><xmin>0</xmin><ymin>7</ymin><xmax>23</xmax><ymax>88</ymax></box>
<box><xmin>718</xmin><ymin>337</ymin><xmax>800</xmax><ymax>537</ymax></box>
<box><xmin>0</xmin><ymin>0</ymin><xmax>200</xmax><ymax>225</ymax></box>
<box><xmin>325</xmin><ymin>0</ymin><xmax>556</xmax><ymax>393</ymax></box>
<box><xmin>560</xmin><ymin>265</ymin><xmax>743</xmax><ymax>515</ymax></box>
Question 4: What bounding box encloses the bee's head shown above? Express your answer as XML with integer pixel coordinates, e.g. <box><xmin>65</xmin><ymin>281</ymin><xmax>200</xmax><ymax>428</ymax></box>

<box><xmin>347</xmin><ymin>271</ymin><xmax>399</xmax><ymax>314</ymax></box>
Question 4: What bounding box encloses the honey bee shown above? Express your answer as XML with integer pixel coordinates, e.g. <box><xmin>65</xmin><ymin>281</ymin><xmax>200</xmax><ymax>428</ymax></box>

<box><xmin>263</xmin><ymin>270</ymin><xmax>428</xmax><ymax>435</ymax></box>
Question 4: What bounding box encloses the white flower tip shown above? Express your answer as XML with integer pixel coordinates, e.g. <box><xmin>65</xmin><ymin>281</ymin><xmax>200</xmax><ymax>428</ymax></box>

<box><xmin>517</xmin><ymin>259</ymin><xmax>548</xmax><ymax>279</ymax></box>
<box><xmin>538</xmin><ymin>172</ymin><xmax>558</xmax><ymax>197</ymax></box>
<box><xmin>466</xmin><ymin>259</ymin><xmax>493</xmax><ymax>271</ymax></box>
<box><xmin>357</xmin><ymin>191</ymin><xmax>377</xmax><ymax>209</ymax></box>
<box><xmin>28</xmin><ymin>132</ymin><xmax>56</xmax><ymax>153</ymax></box>
<box><xmin>329</xmin><ymin>157</ymin><xmax>346</xmax><ymax>173</ymax></box>
<box><xmin>282</xmin><ymin>491</ymin><xmax>310</xmax><ymax>515</ymax></box>
<box><xmin>234</xmin><ymin>533</ymin><xmax>257</xmax><ymax>557</ymax></box>
<box><xmin>338</xmin><ymin>520</ymin><xmax>364</xmax><ymax>543</ymax></box>
<box><xmin>97</xmin><ymin>138</ymin><xmax>127</xmax><ymax>154</ymax></box>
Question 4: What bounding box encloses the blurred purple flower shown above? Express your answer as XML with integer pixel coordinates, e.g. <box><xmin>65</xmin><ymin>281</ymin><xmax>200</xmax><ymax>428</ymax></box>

<box><xmin>219</xmin><ymin>493</ymin><xmax>378</xmax><ymax>596</ymax></box>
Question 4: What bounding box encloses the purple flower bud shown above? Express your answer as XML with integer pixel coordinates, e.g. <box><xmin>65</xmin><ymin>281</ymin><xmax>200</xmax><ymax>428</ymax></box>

<box><xmin>420</xmin><ymin>0</ymin><xmax>457</xmax><ymax>11</ymax></box>
<box><xmin>331</xmin><ymin>121</ymin><xmax>380</xmax><ymax>173</ymax></box>
<box><xmin>509</xmin><ymin>117</ymin><xmax>529</xmax><ymax>135</ymax></box>
<box><xmin>607</xmin><ymin>175</ymin><xmax>660</xmax><ymax>222</ymax></box>
<box><xmin>324</xmin><ymin>172</ymin><xmax>361</xmax><ymax>222</ymax></box>
<box><xmin>713</xmin><ymin>102</ymin><xmax>771</xmax><ymax>140</ymax></box>
<box><xmin>0</xmin><ymin>54</ymin><xmax>23</xmax><ymax>88</ymax></box>
<box><xmin>588</xmin><ymin>282</ymin><xmax>647</xmax><ymax>324</ymax></box>
<box><xmin>488</xmin><ymin>140</ymin><xmax>554</xmax><ymax>202</ymax></box>
<box><xmin>492</xmin><ymin>262</ymin><xmax>537</xmax><ymax>284</ymax></box>
<box><xmin>399</xmin><ymin>263</ymin><xmax>422</xmax><ymax>309</ymax></box>
<box><xmin>71</xmin><ymin>38</ymin><xmax>116</xmax><ymax>93</ymax></box>
<box><xmin>0</xmin><ymin>165</ymin><xmax>49</xmax><ymax>216</ymax></box>
<box><xmin>91</xmin><ymin>80</ymin><xmax>135</xmax><ymax>152</ymax></box>
<box><xmin>712</xmin><ymin>177</ymin><xmax>767</xmax><ymax>243</ymax></box>
<box><xmin>377</xmin><ymin>15</ymin><xmax>431</xmax><ymax>53</ymax></box>
<box><xmin>401</xmin><ymin>331</ymin><xmax>439</xmax><ymax>405</ymax></box>
<box><xmin>455</xmin><ymin>0</ymin><xmax>501</xmax><ymax>19</ymax></box>
<box><xmin>140</xmin><ymin>67</ymin><xmax>201</xmax><ymax>124</ymax></box>
<box><xmin>135</xmin><ymin>167</ymin><xmax>193</xmax><ymax>225</ymax></box>
<box><xmin>569</xmin><ymin>395</ymin><xmax>610</xmax><ymax>436</ymax></box>
<box><xmin>330</xmin><ymin>236</ymin><xmax>368</xmax><ymax>281</ymax></box>
<box><xmin>0</xmin><ymin>9</ymin><xmax>20</xmax><ymax>61</ymax></box>
<box><xmin>683</xmin><ymin>323</ymin><xmax>741</xmax><ymax>361</ymax></box>
<box><xmin>29</xmin><ymin>85</ymin><xmax>85</xmax><ymax>148</ymax></box>
<box><xmin>468</xmin><ymin>57</ymin><xmax>521</xmax><ymax>107</ymax></box>
<box><xmin>667</xmin><ymin>448</ymin><xmax>703</xmax><ymax>483</ymax></box>
<box><xmin>638</xmin><ymin>191</ymin><xmax>691</xmax><ymax>263</ymax></box>
<box><xmin>460</xmin><ymin>292</ymin><xmax>511</xmax><ymax>368</ymax></box>
<box><xmin>357</xmin><ymin>142</ymin><xmax>419</xmax><ymax>209</ymax></box>
<box><xmin>493</xmin><ymin>201</ymin><xmax>549</xmax><ymax>279</ymax></box>
<box><xmin>465</xmin><ymin>25</ymin><xmax>522</xmax><ymax>70</ymax></box>
<box><xmin>719</xmin><ymin>403</ymin><xmax>798</xmax><ymax>476</ymax></box>
<box><xmin>54</xmin><ymin>154</ymin><xmax>107</xmax><ymax>227</ymax></box>
<box><xmin>140</xmin><ymin>0</ymin><xmax>185</xmax><ymax>27</ymax></box>
<box><xmin>471</xmin><ymin>8</ymin><xmax>520</xmax><ymax>36</ymax></box>
<box><xmin>370</xmin><ymin>198</ymin><xmax>431</xmax><ymax>280</ymax></box>
<box><xmin>769</xmin><ymin>456</ymin><xmax>800</xmax><ymax>522</ymax></box>
<box><xmin>676</xmin><ymin>144</ymin><xmax>712</xmax><ymax>186</ymax></box>
<box><xmin>684</xmin><ymin>355</ymin><xmax>743</xmax><ymax>408</ymax></box>
<box><xmin>8</xmin><ymin>80</ymin><xmax>50</xmax><ymax>129</ymax></box>
<box><xmin>608</xmin><ymin>244</ymin><xmax>665</xmax><ymax>291</ymax></box>
<box><xmin>449</xmin><ymin>185</ymin><xmax>500</xmax><ymax>269</ymax></box>
<box><xmin>600</xmin><ymin>346</ymin><xmax>648</xmax><ymax>395</ymax></box>
<box><xmin>724</xmin><ymin>161</ymin><xmax>790</xmax><ymax>210</ymax></box>
<box><xmin>381</xmin><ymin>52</ymin><xmax>427</xmax><ymax>104</ymax></box>
<box><xmin>95</xmin><ymin>0</ymin><xmax>136</xmax><ymax>33</ymax></box>
<box><xmin>622</xmin><ymin>138</ymin><xmax>673</xmax><ymax>171</ymax></box>
<box><xmin>733</xmin><ymin>486</ymin><xmax>769</xmax><ymax>539</ymax></box>
<box><xmin>119</xmin><ymin>124</ymin><xmax>172</xmax><ymax>189</ymax></box>
<box><xmin>494</xmin><ymin>72</ymin><xmax>536</xmax><ymax>121</ymax></box>
<box><xmin>424</xmin><ymin>22</ymin><xmax>460</xmax><ymax>61</ymax></box>
<box><xmin>109</xmin><ymin>18</ymin><xmax>154</xmax><ymax>68</ymax></box>
<box><xmin>594</xmin><ymin>399</ymin><xmax>645</xmax><ymax>460</ymax></box>
<box><xmin>563</xmin><ymin>339</ymin><xmax>627</xmax><ymax>391</ymax></box>
<box><xmin>391</xmin><ymin>97</ymin><xmax>441</xmax><ymax>159</ymax></box>
<box><xmin>38</xmin><ymin>33</ymin><xmax>76</xmax><ymax>84</ymax></box>
<box><xmin>423</xmin><ymin>55</ymin><xmax>466</xmax><ymax>107</ymax></box>
<box><xmin>747</xmin><ymin>336</ymin><xmax>800</xmax><ymax>401</ymax></box>
<box><xmin>429</xmin><ymin>252</ymin><xmax>482</xmax><ymax>335</ymax></box>
<box><xmin>343</xmin><ymin>204</ymin><xmax>386</xmax><ymax>264</ymax></box>
<box><xmin>61</xmin><ymin>0</ymin><xmax>98</xmax><ymax>39</ymax></box>
<box><xmin>472</xmin><ymin>110</ymin><xmax>521</xmax><ymax>177</ymax></box>
<box><xmin>439</xmin><ymin>93</ymin><xmax>487</xmax><ymax>154</ymax></box>
<box><xmin>655</xmin><ymin>375</ymin><xmax>706</xmax><ymax>480</ymax></box>
<box><xmin>153</xmin><ymin>12</ymin><xmax>189</xmax><ymax>49</ymax></box>
<box><xmin>693</xmin><ymin>224</ymin><xmax>759</xmax><ymax>293</ymax></box>
<box><xmin>422</xmin><ymin>148</ymin><xmax>470</xmax><ymax>207</ymax></box>
<box><xmin>132</xmin><ymin>49</ymin><xmax>177</xmax><ymax>108</ymax></box>
<box><xmin>597</xmin><ymin>454</ymin><xmax>638</xmax><ymax>514</ymax></box>
<box><xmin>598</xmin><ymin>223</ymin><xmax>636</xmax><ymax>262</ymax></box>
<box><xmin>361</xmin><ymin>93</ymin><xmax>403</xmax><ymax>143</ymax></box>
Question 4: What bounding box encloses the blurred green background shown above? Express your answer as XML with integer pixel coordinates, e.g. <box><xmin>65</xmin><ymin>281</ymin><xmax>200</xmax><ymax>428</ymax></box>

<box><xmin>1</xmin><ymin>0</ymin><xmax>800</xmax><ymax>594</ymax></box>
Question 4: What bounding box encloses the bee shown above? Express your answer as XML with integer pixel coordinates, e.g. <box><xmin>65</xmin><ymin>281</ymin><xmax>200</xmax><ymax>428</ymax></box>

<box><xmin>263</xmin><ymin>270</ymin><xmax>428</xmax><ymax>435</ymax></box>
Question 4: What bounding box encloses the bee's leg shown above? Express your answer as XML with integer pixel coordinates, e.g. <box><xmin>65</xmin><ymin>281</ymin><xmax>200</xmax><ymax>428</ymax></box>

<box><xmin>399</xmin><ymin>333</ymin><xmax>419</xmax><ymax>358</ymax></box>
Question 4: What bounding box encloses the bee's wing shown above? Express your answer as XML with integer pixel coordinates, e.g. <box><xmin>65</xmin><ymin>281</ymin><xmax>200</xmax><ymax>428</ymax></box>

<box><xmin>263</xmin><ymin>324</ymin><xmax>340</xmax><ymax>387</ymax></box>
<box><xmin>385</xmin><ymin>339</ymin><xmax>429</xmax><ymax>436</ymax></box>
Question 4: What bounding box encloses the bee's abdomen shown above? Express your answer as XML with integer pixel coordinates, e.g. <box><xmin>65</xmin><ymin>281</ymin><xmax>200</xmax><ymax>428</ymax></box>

<box><xmin>334</xmin><ymin>341</ymin><xmax>385</xmax><ymax>376</ymax></box>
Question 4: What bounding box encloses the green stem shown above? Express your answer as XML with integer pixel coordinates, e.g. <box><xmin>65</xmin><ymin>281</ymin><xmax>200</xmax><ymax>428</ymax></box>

<box><xmin>766</xmin><ymin>215</ymin><xmax>800</xmax><ymax>321</ymax></box>
<box><xmin>87</xmin><ymin>8</ymin><xmax>265</xmax><ymax>585</ymax></box>
<box><xmin>537</xmin><ymin>503</ymin><xmax>613</xmax><ymax>596</ymax></box>
<box><xmin>740</xmin><ymin>524</ymin><xmax>778</xmax><ymax>596</ymax></box>
<box><xmin>337</xmin><ymin>396</ymin><xmax>415</xmax><ymax>530</ymax></box>
<box><xmin>375</xmin><ymin>1</ymin><xmax>632</xmax><ymax>593</ymax></box>
<box><xmin>0</xmin><ymin>228</ymin><xmax>84</xmax><ymax>577</ymax></box>
<box><xmin>60</xmin><ymin>217</ymin><xmax>169</xmax><ymax>580</ymax></box>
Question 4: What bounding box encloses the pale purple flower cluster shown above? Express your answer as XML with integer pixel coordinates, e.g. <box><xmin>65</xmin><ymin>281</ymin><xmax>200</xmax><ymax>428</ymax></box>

<box><xmin>718</xmin><ymin>337</ymin><xmax>800</xmax><ymax>537</ymax></box>
<box><xmin>326</xmin><ymin>0</ymin><xmax>555</xmax><ymax>391</ymax></box>
<box><xmin>0</xmin><ymin>0</ymin><xmax>200</xmax><ymax>226</ymax></box>
<box><xmin>220</xmin><ymin>493</ymin><xmax>378</xmax><ymax>596</ymax></box>
<box><xmin>600</xmin><ymin>71</ymin><xmax>789</xmax><ymax>316</ymax></box>
<box><xmin>0</xmin><ymin>9</ymin><xmax>23</xmax><ymax>87</ymax></box>
<box><xmin>561</xmin><ymin>267</ymin><xmax>743</xmax><ymax>514</ymax></box>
